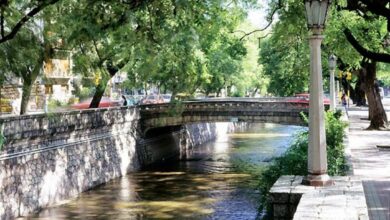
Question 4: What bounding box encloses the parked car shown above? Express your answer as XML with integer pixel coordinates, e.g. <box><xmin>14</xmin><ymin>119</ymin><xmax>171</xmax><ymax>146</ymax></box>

<box><xmin>71</xmin><ymin>97</ymin><xmax>121</xmax><ymax>109</ymax></box>
<box><xmin>123</xmin><ymin>95</ymin><xmax>141</xmax><ymax>106</ymax></box>
<box><xmin>162</xmin><ymin>94</ymin><xmax>172</xmax><ymax>103</ymax></box>
<box><xmin>287</xmin><ymin>93</ymin><xmax>330</xmax><ymax>105</ymax></box>
<box><xmin>139</xmin><ymin>95</ymin><xmax>165</xmax><ymax>105</ymax></box>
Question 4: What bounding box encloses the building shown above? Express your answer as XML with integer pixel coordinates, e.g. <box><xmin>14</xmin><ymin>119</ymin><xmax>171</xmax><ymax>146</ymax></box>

<box><xmin>43</xmin><ymin>50</ymin><xmax>74</xmax><ymax>103</ymax></box>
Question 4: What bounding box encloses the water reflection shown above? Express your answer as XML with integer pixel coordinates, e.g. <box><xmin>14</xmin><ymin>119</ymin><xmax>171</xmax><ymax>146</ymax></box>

<box><xmin>33</xmin><ymin>123</ymin><xmax>302</xmax><ymax>220</ymax></box>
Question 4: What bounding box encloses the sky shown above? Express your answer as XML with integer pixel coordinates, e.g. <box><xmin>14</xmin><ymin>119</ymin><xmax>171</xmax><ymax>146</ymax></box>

<box><xmin>248</xmin><ymin>8</ymin><xmax>269</xmax><ymax>28</ymax></box>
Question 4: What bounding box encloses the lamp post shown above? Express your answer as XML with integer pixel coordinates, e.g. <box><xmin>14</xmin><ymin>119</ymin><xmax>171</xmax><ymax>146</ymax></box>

<box><xmin>303</xmin><ymin>0</ymin><xmax>332</xmax><ymax>186</ymax></box>
<box><xmin>329</xmin><ymin>55</ymin><xmax>337</xmax><ymax>111</ymax></box>
<box><xmin>336</xmin><ymin>79</ymin><xmax>340</xmax><ymax>103</ymax></box>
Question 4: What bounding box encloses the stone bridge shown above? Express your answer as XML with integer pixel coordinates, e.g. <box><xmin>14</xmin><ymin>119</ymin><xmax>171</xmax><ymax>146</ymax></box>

<box><xmin>139</xmin><ymin>99</ymin><xmax>309</xmax><ymax>132</ymax></box>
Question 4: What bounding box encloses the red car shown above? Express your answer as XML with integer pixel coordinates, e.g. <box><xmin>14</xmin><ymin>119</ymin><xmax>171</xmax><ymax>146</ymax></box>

<box><xmin>287</xmin><ymin>93</ymin><xmax>330</xmax><ymax>105</ymax></box>
<box><xmin>71</xmin><ymin>97</ymin><xmax>121</xmax><ymax>109</ymax></box>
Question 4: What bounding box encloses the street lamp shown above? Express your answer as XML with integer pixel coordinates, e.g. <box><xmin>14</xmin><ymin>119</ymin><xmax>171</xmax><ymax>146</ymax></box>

<box><xmin>329</xmin><ymin>54</ymin><xmax>337</xmax><ymax>111</ymax></box>
<box><xmin>303</xmin><ymin>0</ymin><xmax>332</xmax><ymax>186</ymax></box>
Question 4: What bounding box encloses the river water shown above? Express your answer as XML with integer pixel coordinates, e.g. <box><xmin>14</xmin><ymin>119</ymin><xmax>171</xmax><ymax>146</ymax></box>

<box><xmin>34</xmin><ymin>123</ymin><xmax>302</xmax><ymax>220</ymax></box>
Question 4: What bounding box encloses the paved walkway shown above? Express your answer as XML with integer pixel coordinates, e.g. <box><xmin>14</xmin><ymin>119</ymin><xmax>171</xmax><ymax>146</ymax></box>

<box><xmin>346</xmin><ymin>98</ymin><xmax>390</xmax><ymax>220</ymax></box>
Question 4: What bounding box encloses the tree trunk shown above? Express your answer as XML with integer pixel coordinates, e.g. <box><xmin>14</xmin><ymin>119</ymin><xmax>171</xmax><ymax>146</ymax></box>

<box><xmin>354</xmin><ymin>74</ymin><xmax>366</xmax><ymax>106</ymax></box>
<box><xmin>361</xmin><ymin>61</ymin><xmax>388</xmax><ymax>129</ymax></box>
<box><xmin>170</xmin><ymin>90</ymin><xmax>177</xmax><ymax>102</ymax></box>
<box><xmin>89</xmin><ymin>81</ymin><xmax>109</xmax><ymax>108</ymax></box>
<box><xmin>89</xmin><ymin>61</ymin><xmax>124</xmax><ymax>108</ymax></box>
<box><xmin>252</xmin><ymin>87</ymin><xmax>259</xmax><ymax>97</ymax></box>
<box><xmin>19</xmin><ymin>58</ymin><xmax>42</xmax><ymax>115</ymax></box>
<box><xmin>20</xmin><ymin>80</ymin><xmax>32</xmax><ymax>115</ymax></box>
<box><xmin>226</xmin><ymin>85</ymin><xmax>232</xmax><ymax>97</ymax></box>
<box><xmin>341</xmin><ymin>78</ymin><xmax>356</xmax><ymax>104</ymax></box>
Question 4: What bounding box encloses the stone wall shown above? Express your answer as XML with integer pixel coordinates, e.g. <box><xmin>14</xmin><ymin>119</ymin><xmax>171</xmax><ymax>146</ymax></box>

<box><xmin>178</xmin><ymin>123</ymin><xmax>218</xmax><ymax>160</ymax></box>
<box><xmin>269</xmin><ymin>176</ymin><xmax>368</xmax><ymax>220</ymax></box>
<box><xmin>0</xmin><ymin>108</ymin><xmax>219</xmax><ymax>220</ymax></box>
<box><xmin>0</xmin><ymin>107</ymin><xmax>143</xmax><ymax>219</ymax></box>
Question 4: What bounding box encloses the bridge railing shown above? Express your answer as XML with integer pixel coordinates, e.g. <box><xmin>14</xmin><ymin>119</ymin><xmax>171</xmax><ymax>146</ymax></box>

<box><xmin>139</xmin><ymin>100</ymin><xmax>309</xmax><ymax>115</ymax></box>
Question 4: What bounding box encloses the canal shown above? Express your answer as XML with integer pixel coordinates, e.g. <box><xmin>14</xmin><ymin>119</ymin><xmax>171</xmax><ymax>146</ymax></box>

<box><xmin>34</xmin><ymin>123</ymin><xmax>302</xmax><ymax>220</ymax></box>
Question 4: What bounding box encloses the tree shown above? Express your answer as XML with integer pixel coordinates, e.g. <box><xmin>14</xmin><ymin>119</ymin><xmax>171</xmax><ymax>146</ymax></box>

<box><xmin>0</xmin><ymin>0</ymin><xmax>60</xmax><ymax>44</ymax></box>
<box><xmin>259</xmin><ymin>0</ymin><xmax>310</xmax><ymax>96</ymax></box>
<box><xmin>237</xmin><ymin>22</ymin><xmax>269</xmax><ymax>97</ymax></box>
<box><xmin>123</xmin><ymin>0</ymin><xmax>251</xmax><ymax>99</ymax></box>
<box><xmin>53</xmin><ymin>0</ymin><xmax>152</xmax><ymax>108</ymax></box>
<box><xmin>333</xmin><ymin>0</ymin><xmax>390</xmax><ymax>129</ymax></box>
<box><xmin>260</xmin><ymin>0</ymin><xmax>388</xmax><ymax>129</ymax></box>
<box><xmin>0</xmin><ymin>27</ymin><xmax>45</xmax><ymax>114</ymax></box>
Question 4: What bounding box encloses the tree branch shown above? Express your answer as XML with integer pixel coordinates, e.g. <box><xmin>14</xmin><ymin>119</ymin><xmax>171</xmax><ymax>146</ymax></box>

<box><xmin>344</xmin><ymin>28</ymin><xmax>390</xmax><ymax>63</ymax></box>
<box><xmin>359</xmin><ymin>0</ymin><xmax>390</xmax><ymax>19</ymax></box>
<box><xmin>239</xmin><ymin>0</ymin><xmax>282</xmax><ymax>41</ymax></box>
<box><xmin>0</xmin><ymin>0</ymin><xmax>60</xmax><ymax>44</ymax></box>
<box><xmin>239</xmin><ymin>21</ymin><xmax>273</xmax><ymax>41</ymax></box>
<box><xmin>92</xmin><ymin>38</ymin><xmax>104</xmax><ymax>65</ymax></box>
<box><xmin>1</xmin><ymin>5</ymin><xmax>4</xmax><ymax>38</ymax></box>
<box><xmin>121</xmin><ymin>0</ymin><xmax>151</xmax><ymax>10</ymax></box>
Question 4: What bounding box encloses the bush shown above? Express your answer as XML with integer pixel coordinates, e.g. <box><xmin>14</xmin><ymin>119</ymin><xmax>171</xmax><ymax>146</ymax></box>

<box><xmin>74</xmin><ymin>87</ymin><xmax>95</xmax><ymax>100</ymax></box>
<box><xmin>47</xmin><ymin>99</ymin><xmax>67</xmax><ymax>111</ymax></box>
<box><xmin>258</xmin><ymin>110</ymin><xmax>348</xmax><ymax>212</ymax></box>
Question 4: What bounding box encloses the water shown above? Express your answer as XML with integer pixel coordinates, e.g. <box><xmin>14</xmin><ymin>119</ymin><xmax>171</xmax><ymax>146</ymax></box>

<box><xmin>34</xmin><ymin>123</ymin><xmax>302</xmax><ymax>220</ymax></box>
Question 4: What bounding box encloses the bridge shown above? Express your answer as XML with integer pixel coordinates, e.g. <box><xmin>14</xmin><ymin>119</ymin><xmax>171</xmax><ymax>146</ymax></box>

<box><xmin>139</xmin><ymin>99</ymin><xmax>310</xmax><ymax>132</ymax></box>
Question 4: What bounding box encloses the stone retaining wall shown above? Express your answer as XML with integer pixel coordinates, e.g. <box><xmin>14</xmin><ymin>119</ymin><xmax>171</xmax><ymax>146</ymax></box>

<box><xmin>0</xmin><ymin>107</ymin><xmax>219</xmax><ymax>220</ymax></box>
<box><xmin>0</xmin><ymin>107</ymin><xmax>142</xmax><ymax>220</ymax></box>
<box><xmin>178</xmin><ymin>123</ymin><xmax>218</xmax><ymax>160</ymax></box>
<box><xmin>270</xmin><ymin>175</ymin><xmax>368</xmax><ymax>220</ymax></box>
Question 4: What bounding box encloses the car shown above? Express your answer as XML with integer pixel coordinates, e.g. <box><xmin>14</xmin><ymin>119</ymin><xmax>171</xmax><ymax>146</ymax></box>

<box><xmin>71</xmin><ymin>97</ymin><xmax>121</xmax><ymax>109</ymax></box>
<box><xmin>162</xmin><ymin>94</ymin><xmax>172</xmax><ymax>103</ymax></box>
<box><xmin>139</xmin><ymin>95</ymin><xmax>165</xmax><ymax>105</ymax></box>
<box><xmin>123</xmin><ymin>95</ymin><xmax>141</xmax><ymax>106</ymax></box>
<box><xmin>287</xmin><ymin>93</ymin><xmax>330</xmax><ymax>105</ymax></box>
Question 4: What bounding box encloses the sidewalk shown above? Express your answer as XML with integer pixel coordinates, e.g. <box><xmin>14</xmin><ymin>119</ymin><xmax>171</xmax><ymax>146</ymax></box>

<box><xmin>346</xmin><ymin>100</ymin><xmax>390</xmax><ymax>220</ymax></box>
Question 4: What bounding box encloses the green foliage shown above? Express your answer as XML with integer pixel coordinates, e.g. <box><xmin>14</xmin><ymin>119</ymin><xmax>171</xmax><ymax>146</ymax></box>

<box><xmin>325</xmin><ymin>110</ymin><xmax>349</xmax><ymax>175</ymax></box>
<box><xmin>47</xmin><ymin>99</ymin><xmax>68</xmax><ymax>112</ymax></box>
<box><xmin>258</xmin><ymin>0</ymin><xmax>310</xmax><ymax>96</ymax></box>
<box><xmin>53</xmin><ymin>0</ymin><xmax>255</xmax><ymax>102</ymax></box>
<box><xmin>0</xmin><ymin>29</ymin><xmax>43</xmax><ymax>77</ymax></box>
<box><xmin>377</xmin><ymin>63</ymin><xmax>390</xmax><ymax>86</ymax></box>
<box><xmin>0</xmin><ymin>123</ymin><xmax>5</xmax><ymax>151</ymax></box>
<box><xmin>300</xmin><ymin>112</ymin><xmax>309</xmax><ymax>125</ymax></box>
<box><xmin>258</xmin><ymin>110</ymin><xmax>348</xmax><ymax>211</ymax></box>
<box><xmin>166</xmin><ymin>100</ymin><xmax>185</xmax><ymax>117</ymax></box>
<box><xmin>73</xmin><ymin>86</ymin><xmax>95</xmax><ymax>101</ymax></box>
<box><xmin>232</xmin><ymin>21</ymin><xmax>269</xmax><ymax>97</ymax></box>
